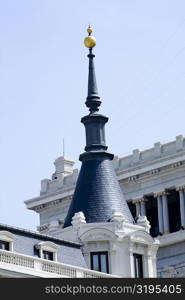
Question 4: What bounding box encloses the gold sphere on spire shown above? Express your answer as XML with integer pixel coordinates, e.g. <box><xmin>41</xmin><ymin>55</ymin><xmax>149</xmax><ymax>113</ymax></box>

<box><xmin>87</xmin><ymin>26</ymin><xmax>93</xmax><ymax>34</ymax></box>
<box><xmin>84</xmin><ymin>26</ymin><xmax>96</xmax><ymax>48</ymax></box>
<box><xmin>84</xmin><ymin>36</ymin><xmax>96</xmax><ymax>48</ymax></box>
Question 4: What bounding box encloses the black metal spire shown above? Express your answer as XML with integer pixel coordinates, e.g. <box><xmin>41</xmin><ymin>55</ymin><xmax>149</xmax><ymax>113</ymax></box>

<box><xmin>85</xmin><ymin>48</ymin><xmax>101</xmax><ymax>113</ymax></box>
<box><xmin>84</xmin><ymin>26</ymin><xmax>101</xmax><ymax>113</ymax></box>
<box><xmin>63</xmin><ymin>27</ymin><xmax>133</xmax><ymax>228</ymax></box>
<box><xmin>80</xmin><ymin>27</ymin><xmax>109</xmax><ymax>154</ymax></box>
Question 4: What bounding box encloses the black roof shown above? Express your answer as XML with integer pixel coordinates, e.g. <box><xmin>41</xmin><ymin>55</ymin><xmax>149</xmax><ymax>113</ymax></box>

<box><xmin>64</xmin><ymin>156</ymin><xmax>133</xmax><ymax>227</ymax></box>
<box><xmin>0</xmin><ymin>223</ymin><xmax>86</xmax><ymax>267</ymax></box>
<box><xmin>0</xmin><ymin>223</ymin><xmax>81</xmax><ymax>248</ymax></box>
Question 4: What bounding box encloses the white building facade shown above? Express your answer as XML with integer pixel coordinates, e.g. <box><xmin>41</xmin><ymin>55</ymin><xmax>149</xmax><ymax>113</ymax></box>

<box><xmin>0</xmin><ymin>27</ymin><xmax>169</xmax><ymax>278</ymax></box>
<box><xmin>25</xmin><ymin>135</ymin><xmax>185</xmax><ymax>278</ymax></box>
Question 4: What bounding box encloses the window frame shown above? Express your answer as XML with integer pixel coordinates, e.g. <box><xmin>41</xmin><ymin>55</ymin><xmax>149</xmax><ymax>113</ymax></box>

<box><xmin>90</xmin><ymin>251</ymin><xmax>109</xmax><ymax>273</ymax></box>
<box><xmin>0</xmin><ymin>231</ymin><xmax>15</xmax><ymax>252</ymax></box>
<box><xmin>35</xmin><ymin>241</ymin><xmax>58</xmax><ymax>261</ymax></box>
<box><xmin>43</xmin><ymin>250</ymin><xmax>54</xmax><ymax>261</ymax></box>
<box><xmin>0</xmin><ymin>240</ymin><xmax>10</xmax><ymax>251</ymax></box>
<box><xmin>133</xmin><ymin>253</ymin><xmax>143</xmax><ymax>278</ymax></box>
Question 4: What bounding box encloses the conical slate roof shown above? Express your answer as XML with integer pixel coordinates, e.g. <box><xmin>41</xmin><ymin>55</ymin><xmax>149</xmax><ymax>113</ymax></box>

<box><xmin>64</xmin><ymin>156</ymin><xmax>133</xmax><ymax>227</ymax></box>
<box><xmin>63</xmin><ymin>28</ymin><xmax>133</xmax><ymax>228</ymax></box>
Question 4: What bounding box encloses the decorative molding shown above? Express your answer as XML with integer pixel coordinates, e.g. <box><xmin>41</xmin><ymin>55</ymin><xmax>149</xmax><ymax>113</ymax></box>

<box><xmin>37</xmin><ymin>224</ymin><xmax>50</xmax><ymax>232</ymax></box>
<box><xmin>34</xmin><ymin>197</ymin><xmax>71</xmax><ymax>212</ymax></box>
<box><xmin>153</xmin><ymin>191</ymin><xmax>170</xmax><ymax>197</ymax></box>
<box><xmin>129</xmin><ymin>230</ymin><xmax>157</xmax><ymax>246</ymax></box>
<box><xmin>153</xmin><ymin>191</ymin><xmax>164</xmax><ymax>198</ymax></box>
<box><xmin>127</xmin><ymin>175</ymin><xmax>138</xmax><ymax>182</ymax></box>
<box><xmin>176</xmin><ymin>185</ymin><xmax>185</xmax><ymax>191</ymax></box>
<box><xmin>132</xmin><ymin>197</ymin><xmax>144</xmax><ymax>204</ymax></box>
<box><xmin>72</xmin><ymin>212</ymin><xmax>86</xmax><ymax>228</ymax></box>
<box><xmin>150</xmin><ymin>168</ymin><xmax>160</xmax><ymax>175</ymax></box>
<box><xmin>80</xmin><ymin>228</ymin><xmax>117</xmax><ymax>243</ymax></box>
<box><xmin>136</xmin><ymin>216</ymin><xmax>151</xmax><ymax>233</ymax></box>
<box><xmin>161</xmin><ymin>191</ymin><xmax>169</xmax><ymax>197</ymax></box>
<box><xmin>120</xmin><ymin>160</ymin><xmax>185</xmax><ymax>185</ymax></box>
<box><xmin>171</xmin><ymin>162</ymin><xmax>182</xmax><ymax>168</ymax></box>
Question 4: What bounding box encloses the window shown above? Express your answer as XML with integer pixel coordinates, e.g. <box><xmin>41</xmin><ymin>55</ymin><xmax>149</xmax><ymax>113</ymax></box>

<box><xmin>145</xmin><ymin>196</ymin><xmax>159</xmax><ymax>237</ymax></box>
<box><xmin>43</xmin><ymin>250</ymin><xmax>53</xmax><ymax>261</ymax></box>
<box><xmin>35</xmin><ymin>241</ymin><xmax>57</xmax><ymax>261</ymax></box>
<box><xmin>133</xmin><ymin>254</ymin><xmax>143</xmax><ymax>278</ymax></box>
<box><xmin>167</xmin><ymin>190</ymin><xmax>181</xmax><ymax>233</ymax></box>
<box><xmin>0</xmin><ymin>240</ymin><xmax>9</xmax><ymax>251</ymax></box>
<box><xmin>128</xmin><ymin>202</ymin><xmax>137</xmax><ymax>221</ymax></box>
<box><xmin>91</xmin><ymin>252</ymin><xmax>109</xmax><ymax>273</ymax></box>
<box><xmin>0</xmin><ymin>231</ymin><xmax>15</xmax><ymax>251</ymax></box>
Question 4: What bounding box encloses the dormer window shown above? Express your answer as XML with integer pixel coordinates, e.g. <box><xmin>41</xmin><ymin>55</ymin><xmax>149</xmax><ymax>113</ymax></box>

<box><xmin>35</xmin><ymin>241</ymin><xmax>58</xmax><ymax>261</ymax></box>
<box><xmin>0</xmin><ymin>231</ymin><xmax>15</xmax><ymax>251</ymax></box>
<box><xmin>43</xmin><ymin>250</ymin><xmax>54</xmax><ymax>261</ymax></box>
<box><xmin>0</xmin><ymin>240</ymin><xmax>9</xmax><ymax>251</ymax></box>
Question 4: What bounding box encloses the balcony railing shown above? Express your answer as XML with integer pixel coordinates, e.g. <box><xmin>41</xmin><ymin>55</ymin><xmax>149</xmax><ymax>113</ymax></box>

<box><xmin>0</xmin><ymin>250</ymin><xmax>117</xmax><ymax>278</ymax></box>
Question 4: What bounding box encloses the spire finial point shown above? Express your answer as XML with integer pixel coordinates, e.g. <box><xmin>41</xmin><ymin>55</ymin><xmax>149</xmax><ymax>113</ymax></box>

<box><xmin>84</xmin><ymin>26</ymin><xmax>96</xmax><ymax>48</ymax></box>
<box><xmin>87</xmin><ymin>25</ymin><xmax>93</xmax><ymax>35</ymax></box>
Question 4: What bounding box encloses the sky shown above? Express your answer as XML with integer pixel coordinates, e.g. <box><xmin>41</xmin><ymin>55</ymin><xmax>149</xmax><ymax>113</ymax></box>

<box><xmin>0</xmin><ymin>0</ymin><xmax>185</xmax><ymax>230</ymax></box>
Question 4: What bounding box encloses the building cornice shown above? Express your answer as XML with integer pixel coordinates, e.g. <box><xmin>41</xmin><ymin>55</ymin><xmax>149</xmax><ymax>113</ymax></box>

<box><xmin>25</xmin><ymin>137</ymin><xmax>185</xmax><ymax>212</ymax></box>
<box><xmin>157</xmin><ymin>230</ymin><xmax>185</xmax><ymax>247</ymax></box>
<box><xmin>118</xmin><ymin>161</ymin><xmax>185</xmax><ymax>186</ymax></box>
<box><xmin>25</xmin><ymin>187</ymin><xmax>74</xmax><ymax>211</ymax></box>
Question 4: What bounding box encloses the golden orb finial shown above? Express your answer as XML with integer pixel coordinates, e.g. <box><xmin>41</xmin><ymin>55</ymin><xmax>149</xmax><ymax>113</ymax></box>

<box><xmin>87</xmin><ymin>26</ymin><xmax>93</xmax><ymax>34</ymax></box>
<box><xmin>84</xmin><ymin>26</ymin><xmax>96</xmax><ymax>48</ymax></box>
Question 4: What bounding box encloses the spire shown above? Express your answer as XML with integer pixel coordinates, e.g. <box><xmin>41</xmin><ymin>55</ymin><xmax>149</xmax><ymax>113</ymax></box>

<box><xmin>63</xmin><ymin>27</ymin><xmax>133</xmax><ymax>228</ymax></box>
<box><xmin>81</xmin><ymin>27</ymin><xmax>109</xmax><ymax>153</ymax></box>
<box><xmin>84</xmin><ymin>26</ymin><xmax>101</xmax><ymax>113</ymax></box>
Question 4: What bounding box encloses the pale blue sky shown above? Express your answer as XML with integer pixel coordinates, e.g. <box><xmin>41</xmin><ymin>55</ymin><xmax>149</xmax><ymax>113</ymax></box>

<box><xmin>0</xmin><ymin>0</ymin><xmax>185</xmax><ymax>230</ymax></box>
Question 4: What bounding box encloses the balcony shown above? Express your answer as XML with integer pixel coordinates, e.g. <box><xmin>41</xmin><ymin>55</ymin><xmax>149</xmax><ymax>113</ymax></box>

<box><xmin>0</xmin><ymin>250</ymin><xmax>117</xmax><ymax>278</ymax></box>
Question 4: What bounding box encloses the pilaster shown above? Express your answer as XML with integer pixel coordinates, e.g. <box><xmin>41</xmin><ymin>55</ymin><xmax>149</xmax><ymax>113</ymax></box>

<box><xmin>154</xmin><ymin>192</ymin><xmax>164</xmax><ymax>234</ymax></box>
<box><xmin>161</xmin><ymin>191</ymin><xmax>170</xmax><ymax>233</ymax></box>
<box><xmin>176</xmin><ymin>186</ymin><xmax>185</xmax><ymax>228</ymax></box>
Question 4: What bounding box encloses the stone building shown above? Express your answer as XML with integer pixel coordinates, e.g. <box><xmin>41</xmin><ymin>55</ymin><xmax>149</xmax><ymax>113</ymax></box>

<box><xmin>25</xmin><ymin>27</ymin><xmax>185</xmax><ymax>277</ymax></box>
<box><xmin>2</xmin><ymin>27</ymin><xmax>175</xmax><ymax>278</ymax></box>
<box><xmin>25</xmin><ymin>135</ymin><xmax>185</xmax><ymax>278</ymax></box>
<box><xmin>25</xmin><ymin>27</ymin><xmax>159</xmax><ymax>277</ymax></box>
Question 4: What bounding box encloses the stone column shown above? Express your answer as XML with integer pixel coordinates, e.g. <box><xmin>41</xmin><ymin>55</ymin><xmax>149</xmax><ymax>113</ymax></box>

<box><xmin>154</xmin><ymin>192</ymin><xmax>163</xmax><ymax>234</ymax></box>
<box><xmin>132</xmin><ymin>197</ymin><xmax>146</xmax><ymax>218</ymax></box>
<box><xmin>161</xmin><ymin>191</ymin><xmax>170</xmax><ymax>233</ymax></box>
<box><xmin>136</xmin><ymin>202</ymin><xmax>140</xmax><ymax>217</ymax></box>
<box><xmin>140</xmin><ymin>198</ymin><xmax>146</xmax><ymax>216</ymax></box>
<box><xmin>129</xmin><ymin>248</ymin><xmax>135</xmax><ymax>278</ymax></box>
<box><xmin>132</xmin><ymin>199</ymin><xmax>141</xmax><ymax>218</ymax></box>
<box><xmin>176</xmin><ymin>186</ymin><xmax>185</xmax><ymax>228</ymax></box>
<box><xmin>109</xmin><ymin>243</ymin><xmax>117</xmax><ymax>275</ymax></box>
